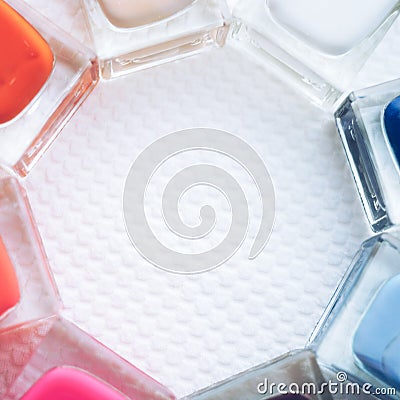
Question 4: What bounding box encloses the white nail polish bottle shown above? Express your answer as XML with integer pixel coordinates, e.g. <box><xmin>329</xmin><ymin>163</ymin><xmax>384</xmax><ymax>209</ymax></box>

<box><xmin>231</xmin><ymin>0</ymin><xmax>400</xmax><ymax>108</ymax></box>
<box><xmin>81</xmin><ymin>0</ymin><xmax>231</xmax><ymax>79</ymax></box>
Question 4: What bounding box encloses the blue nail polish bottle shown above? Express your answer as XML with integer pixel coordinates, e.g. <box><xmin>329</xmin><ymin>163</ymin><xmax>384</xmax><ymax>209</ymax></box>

<box><xmin>309</xmin><ymin>234</ymin><xmax>400</xmax><ymax>398</ymax></box>
<box><xmin>353</xmin><ymin>275</ymin><xmax>400</xmax><ymax>389</ymax></box>
<box><xmin>335</xmin><ymin>79</ymin><xmax>400</xmax><ymax>232</ymax></box>
<box><xmin>383</xmin><ymin>95</ymin><xmax>400</xmax><ymax>174</ymax></box>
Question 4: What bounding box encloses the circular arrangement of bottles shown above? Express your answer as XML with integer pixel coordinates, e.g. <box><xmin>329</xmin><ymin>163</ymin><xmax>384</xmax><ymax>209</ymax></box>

<box><xmin>0</xmin><ymin>0</ymin><xmax>399</xmax><ymax>399</ymax></box>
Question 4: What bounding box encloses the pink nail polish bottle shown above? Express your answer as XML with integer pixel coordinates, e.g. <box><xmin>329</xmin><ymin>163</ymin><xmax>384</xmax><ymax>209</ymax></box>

<box><xmin>3</xmin><ymin>317</ymin><xmax>176</xmax><ymax>400</ymax></box>
<box><xmin>21</xmin><ymin>367</ymin><xmax>129</xmax><ymax>400</ymax></box>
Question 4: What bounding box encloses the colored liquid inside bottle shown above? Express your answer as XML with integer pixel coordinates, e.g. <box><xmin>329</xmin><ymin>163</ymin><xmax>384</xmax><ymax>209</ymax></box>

<box><xmin>21</xmin><ymin>367</ymin><xmax>128</xmax><ymax>400</ymax></box>
<box><xmin>353</xmin><ymin>275</ymin><xmax>400</xmax><ymax>389</ymax></box>
<box><xmin>0</xmin><ymin>0</ymin><xmax>54</xmax><ymax>125</ymax></box>
<box><xmin>383</xmin><ymin>95</ymin><xmax>400</xmax><ymax>171</ymax></box>
<box><xmin>97</xmin><ymin>0</ymin><xmax>194</xmax><ymax>29</ymax></box>
<box><xmin>0</xmin><ymin>236</ymin><xmax>20</xmax><ymax>317</ymax></box>
<box><xmin>0</xmin><ymin>237</ymin><xmax>20</xmax><ymax>317</ymax></box>
<box><xmin>268</xmin><ymin>0</ymin><xmax>398</xmax><ymax>55</ymax></box>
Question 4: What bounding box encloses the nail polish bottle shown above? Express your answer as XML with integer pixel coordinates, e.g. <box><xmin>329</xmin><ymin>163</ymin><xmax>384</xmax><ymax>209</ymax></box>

<box><xmin>80</xmin><ymin>0</ymin><xmax>231</xmax><ymax>79</ymax></box>
<box><xmin>0</xmin><ymin>237</ymin><xmax>20</xmax><ymax>320</ymax></box>
<box><xmin>231</xmin><ymin>0</ymin><xmax>400</xmax><ymax>108</ymax></box>
<box><xmin>0</xmin><ymin>0</ymin><xmax>99</xmax><ymax>177</ymax></box>
<box><xmin>335</xmin><ymin>79</ymin><xmax>400</xmax><ymax>232</ymax></box>
<box><xmin>2</xmin><ymin>317</ymin><xmax>176</xmax><ymax>400</ymax></box>
<box><xmin>184</xmin><ymin>350</ymin><xmax>332</xmax><ymax>400</ymax></box>
<box><xmin>20</xmin><ymin>367</ymin><xmax>130</xmax><ymax>400</ymax></box>
<box><xmin>309</xmin><ymin>234</ymin><xmax>400</xmax><ymax>398</ymax></box>
<box><xmin>0</xmin><ymin>173</ymin><xmax>61</xmax><ymax>333</ymax></box>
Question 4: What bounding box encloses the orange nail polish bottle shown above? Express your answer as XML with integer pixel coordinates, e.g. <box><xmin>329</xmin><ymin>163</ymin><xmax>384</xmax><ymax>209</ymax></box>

<box><xmin>0</xmin><ymin>175</ymin><xmax>61</xmax><ymax>333</ymax></box>
<box><xmin>0</xmin><ymin>0</ymin><xmax>99</xmax><ymax>177</ymax></box>
<box><xmin>0</xmin><ymin>0</ymin><xmax>54</xmax><ymax>125</ymax></box>
<box><xmin>0</xmin><ymin>237</ymin><xmax>20</xmax><ymax>317</ymax></box>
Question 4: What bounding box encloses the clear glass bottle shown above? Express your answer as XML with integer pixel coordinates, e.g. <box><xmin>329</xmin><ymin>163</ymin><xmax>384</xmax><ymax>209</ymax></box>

<box><xmin>2</xmin><ymin>316</ymin><xmax>176</xmax><ymax>400</ymax></box>
<box><xmin>335</xmin><ymin>79</ymin><xmax>400</xmax><ymax>232</ymax></box>
<box><xmin>81</xmin><ymin>0</ymin><xmax>231</xmax><ymax>79</ymax></box>
<box><xmin>309</xmin><ymin>233</ymin><xmax>400</xmax><ymax>398</ymax></box>
<box><xmin>0</xmin><ymin>173</ymin><xmax>61</xmax><ymax>333</ymax></box>
<box><xmin>0</xmin><ymin>0</ymin><xmax>99</xmax><ymax>177</ymax></box>
<box><xmin>184</xmin><ymin>350</ymin><xmax>332</xmax><ymax>400</ymax></box>
<box><xmin>231</xmin><ymin>0</ymin><xmax>400</xmax><ymax>108</ymax></box>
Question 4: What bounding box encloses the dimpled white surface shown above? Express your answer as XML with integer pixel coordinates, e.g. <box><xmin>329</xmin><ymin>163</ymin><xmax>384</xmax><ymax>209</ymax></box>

<box><xmin>13</xmin><ymin>0</ymin><xmax>400</xmax><ymax>397</ymax></box>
